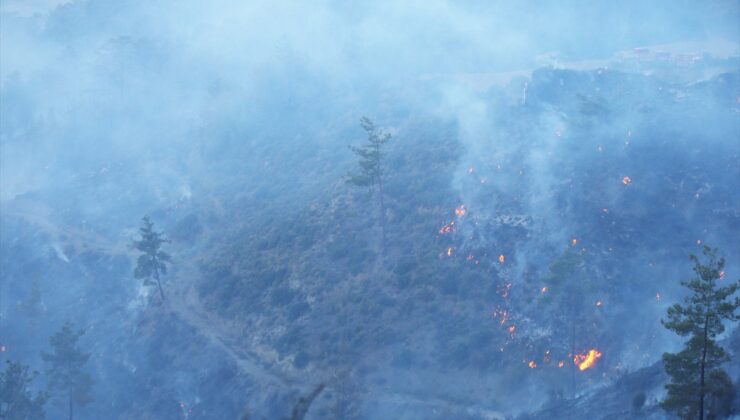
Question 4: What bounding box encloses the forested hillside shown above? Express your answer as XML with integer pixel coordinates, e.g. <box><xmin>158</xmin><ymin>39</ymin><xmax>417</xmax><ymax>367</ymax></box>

<box><xmin>1</xmin><ymin>1</ymin><xmax>739</xmax><ymax>419</ymax></box>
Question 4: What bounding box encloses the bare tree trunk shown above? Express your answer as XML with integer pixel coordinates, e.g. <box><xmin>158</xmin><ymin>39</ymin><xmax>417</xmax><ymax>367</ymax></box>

<box><xmin>378</xmin><ymin>178</ymin><xmax>386</xmax><ymax>254</ymax></box>
<box><xmin>154</xmin><ymin>269</ymin><xmax>165</xmax><ymax>302</ymax></box>
<box><xmin>375</xmin><ymin>142</ymin><xmax>386</xmax><ymax>256</ymax></box>
<box><xmin>699</xmin><ymin>313</ymin><xmax>709</xmax><ymax>420</ymax></box>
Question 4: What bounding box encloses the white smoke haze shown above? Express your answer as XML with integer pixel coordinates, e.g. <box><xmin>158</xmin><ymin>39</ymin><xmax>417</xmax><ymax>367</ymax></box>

<box><xmin>1</xmin><ymin>1</ymin><xmax>738</xmax><ymax>419</ymax></box>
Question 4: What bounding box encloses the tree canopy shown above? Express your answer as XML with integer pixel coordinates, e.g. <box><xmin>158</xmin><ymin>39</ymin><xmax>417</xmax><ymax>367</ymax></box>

<box><xmin>661</xmin><ymin>246</ymin><xmax>739</xmax><ymax>420</ymax></box>
<box><xmin>42</xmin><ymin>321</ymin><xmax>93</xmax><ymax>420</ymax></box>
<box><xmin>0</xmin><ymin>361</ymin><xmax>47</xmax><ymax>420</ymax></box>
<box><xmin>132</xmin><ymin>216</ymin><xmax>172</xmax><ymax>301</ymax></box>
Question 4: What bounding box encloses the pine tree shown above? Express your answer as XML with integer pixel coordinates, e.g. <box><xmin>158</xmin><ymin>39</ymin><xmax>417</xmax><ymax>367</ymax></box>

<box><xmin>541</xmin><ymin>248</ymin><xmax>602</xmax><ymax>397</ymax></box>
<box><xmin>347</xmin><ymin>117</ymin><xmax>391</xmax><ymax>251</ymax></box>
<box><xmin>661</xmin><ymin>246</ymin><xmax>739</xmax><ymax>420</ymax></box>
<box><xmin>42</xmin><ymin>322</ymin><xmax>93</xmax><ymax>420</ymax></box>
<box><xmin>0</xmin><ymin>361</ymin><xmax>47</xmax><ymax>420</ymax></box>
<box><xmin>132</xmin><ymin>216</ymin><xmax>171</xmax><ymax>301</ymax></box>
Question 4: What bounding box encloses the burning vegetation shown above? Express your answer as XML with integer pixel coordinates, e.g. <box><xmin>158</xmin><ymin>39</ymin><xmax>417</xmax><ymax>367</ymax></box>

<box><xmin>574</xmin><ymin>349</ymin><xmax>603</xmax><ymax>371</ymax></box>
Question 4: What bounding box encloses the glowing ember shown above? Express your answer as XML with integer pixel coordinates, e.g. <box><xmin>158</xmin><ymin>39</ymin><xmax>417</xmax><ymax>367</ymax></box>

<box><xmin>571</xmin><ymin>238</ymin><xmax>577</xmax><ymax>247</ymax></box>
<box><xmin>455</xmin><ymin>205</ymin><xmax>467</xmax><ymax>217</ymax></box>
<box><xmin>498</xmin><ymin>282</ymin><xmax>512</xmax><ymax>299</ymax></box>
<box><xmin>573</xmin><ymin>349</ymin><xmax>602</xmax><ymax>371</ymax></box>
<box><xmin>447</xmin><ymin>247</ymin><xmax>453</xmax><ymax>257</ymax></box>
<box><xmin>492</xmin><ymin>308</ymin><xmax>509</xmax><ymax>326</ymax></box>
<box><xmin>557</xmin><ymin>361</ymin><xmax>565</xmax><ymax>368</ymax></box>
<box><xmin>439</xmin><ymin>221</ymin><xmax>455</xmax><ymax>234</ymax></box>
<box><xmin>528</xmin><ymin>360</ymin><xmax>537</xmax><ymax>369</ymax></box>
<box><xmin>499</xmin><ymin>254</ymin><xmax>505</xmax><ymax>264</ymax></box>
<box><xmin>508</xmin><ymin>325</ymin><xmax>516</xmax><ymax>335</ymax></box>
<box><xmin>622</xmin><ymin>176</ymin><xmax>632</xmax><ymax>185</ymax></box>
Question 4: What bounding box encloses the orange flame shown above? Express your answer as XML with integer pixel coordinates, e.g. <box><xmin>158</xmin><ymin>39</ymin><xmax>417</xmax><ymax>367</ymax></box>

<box><xmin>439</xmin><ymin>221</ymin><xmax>455</xmax><ymax>234</ymax></box>
<box><xmin>622</xmin><ymin>176</ymin><xmax>632</xmax><ymax>185</ymax></box>
<box><xmin>528</xmin><ymin>360</ymin><xmax>537</xmax><ymax>369</ymax></box>
<box><xmin>557</xmin><ymin>361</ymin><xmax>565</xmax><ymax>368</ymax></box>
<box><xmin>447</xmin><ymin>247</ymin><xmax>453</xmax><ymax>257</ymax></box>
<box><xmin>573</xmin><ymin>349</ymin><xmax>602</xmax><ymax>371</ymax></box>
<box><xmin>455</xmin><ymin>205</ymin><xmax>467</xmax><ymax>217</ymax></box>
<box><xmin>571</xmin><ymin>238</ymin><xmax>578</xmax><ymax>247</ymax></box>
<box><xmin>499</xmin><ymin>254</ymin><xmax>505</xmax><ymax>264</ymax></box>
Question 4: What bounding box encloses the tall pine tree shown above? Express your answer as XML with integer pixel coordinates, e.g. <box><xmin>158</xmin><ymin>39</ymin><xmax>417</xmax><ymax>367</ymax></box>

<box><xmin>42</xmin><ymin>321</ymin><xmax>93</xmax><ymax>420</ymax></box>
<box><xmin>132</xmin><ymin>216</ymin><xmax>171</xmax><ymax>301</ymax></box>
<box><xmin>347</xmin><ymin>117</ymin><xmax>391</xmax><ymax>251</ymax></box>
<box><xmin>661</xmin><ymin>246</ymin><xmax>739</xmax><ymax>420</ymax></box>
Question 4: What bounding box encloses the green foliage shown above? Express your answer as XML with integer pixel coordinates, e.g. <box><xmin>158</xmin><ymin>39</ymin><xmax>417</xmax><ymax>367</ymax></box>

<box><xmin>542</xmin><ymin>248</ymin><xmax>602</xmax><ymax>349</ymax></box>
<box><xmin>0</xmin><ymin>361</ymin><xmax>47</xmax><ymax>420</ymax></box>
<box><xmin>42</xmin><ymin>321</ymin><xmax>93</xmax><ymax>420</ymax></box>
<box><xmin>661</xmin><ymin>246</ymin><xmax>739</xmax><ymax>420</ymax></box>
<box><xmin>347</xmin><ymin>117</ymin><xmax>392</xmax><ymax>250</ymax></box>
<box><xmin>346</xmin><ymin>117</ymin><xmax>391</xmax><ymax>190</ymax></box>
<box><xmin>132</xmin><ymin>216</ymin><xmax>171</xmax><ymax>301</ymax></box>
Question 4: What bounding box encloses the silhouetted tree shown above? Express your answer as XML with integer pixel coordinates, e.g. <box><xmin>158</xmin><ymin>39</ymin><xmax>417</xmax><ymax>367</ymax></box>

<box><xmin>541</xmin><ymin>248</ymin><xmax>602</xmax><ymax>396</ymax></box>
<box><xmin>132</xmin><ymin>216</ymin><xmax>171</xmax><ymax>301</ymax></box>
<box><xmin>347</xmin><ymin>117</ymin><xmax>391</xmax><ymax>251</ymax></box>
<box><xmin>661</xmin><ymin>246</ymin><xmax>739</xmax><ymax>420</ymax></box>
<box><xmin>42</xmin><ymin>322</ymin><xmax>93</xmax><ymax>420</ymax></box>
<box><xmin>0</xmin><ymin>361</ymin><xmax>47</xmax><ymax>420</ymax></box>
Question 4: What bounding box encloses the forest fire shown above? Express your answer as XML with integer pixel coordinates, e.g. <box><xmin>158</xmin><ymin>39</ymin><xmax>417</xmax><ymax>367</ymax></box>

<box><xmin>498</xmin><ymin>282</ymin><xmax>512</xmax><ymax>299</ymax></box>
<box><xmin>439</xmin><ymin>221</ymin><xmax>455</xmax><ymax>234</ymax></box>
<box><xmin>455</xmin><ymin>205</ymin><xmax>467</xmax><ymax>217</ymax></box>
<box><xmin>492</xmin><ymin>308</ymin><xmax>509</xmax><ymax>326</ymax></box>
<box><xmin>574</xmin><ymin>349</ymin><xmax>602</xmax><ymax>371</ymax></box>
<box><xmin>528</xmin><ymin>360</ymin><xmax>537</xmax><ymax>369</ymax></box>
<box><xmin>622</xmin><ymin>176</ymin><xmax>632</xmax><ymax>185</ymax></box>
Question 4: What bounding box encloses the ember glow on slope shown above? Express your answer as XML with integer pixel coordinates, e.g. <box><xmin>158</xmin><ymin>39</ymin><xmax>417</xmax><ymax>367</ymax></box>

<box><xmin>1</xmin><ymin>0</ymin><xmax>738</xmax><ymax>418</ymax></box>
